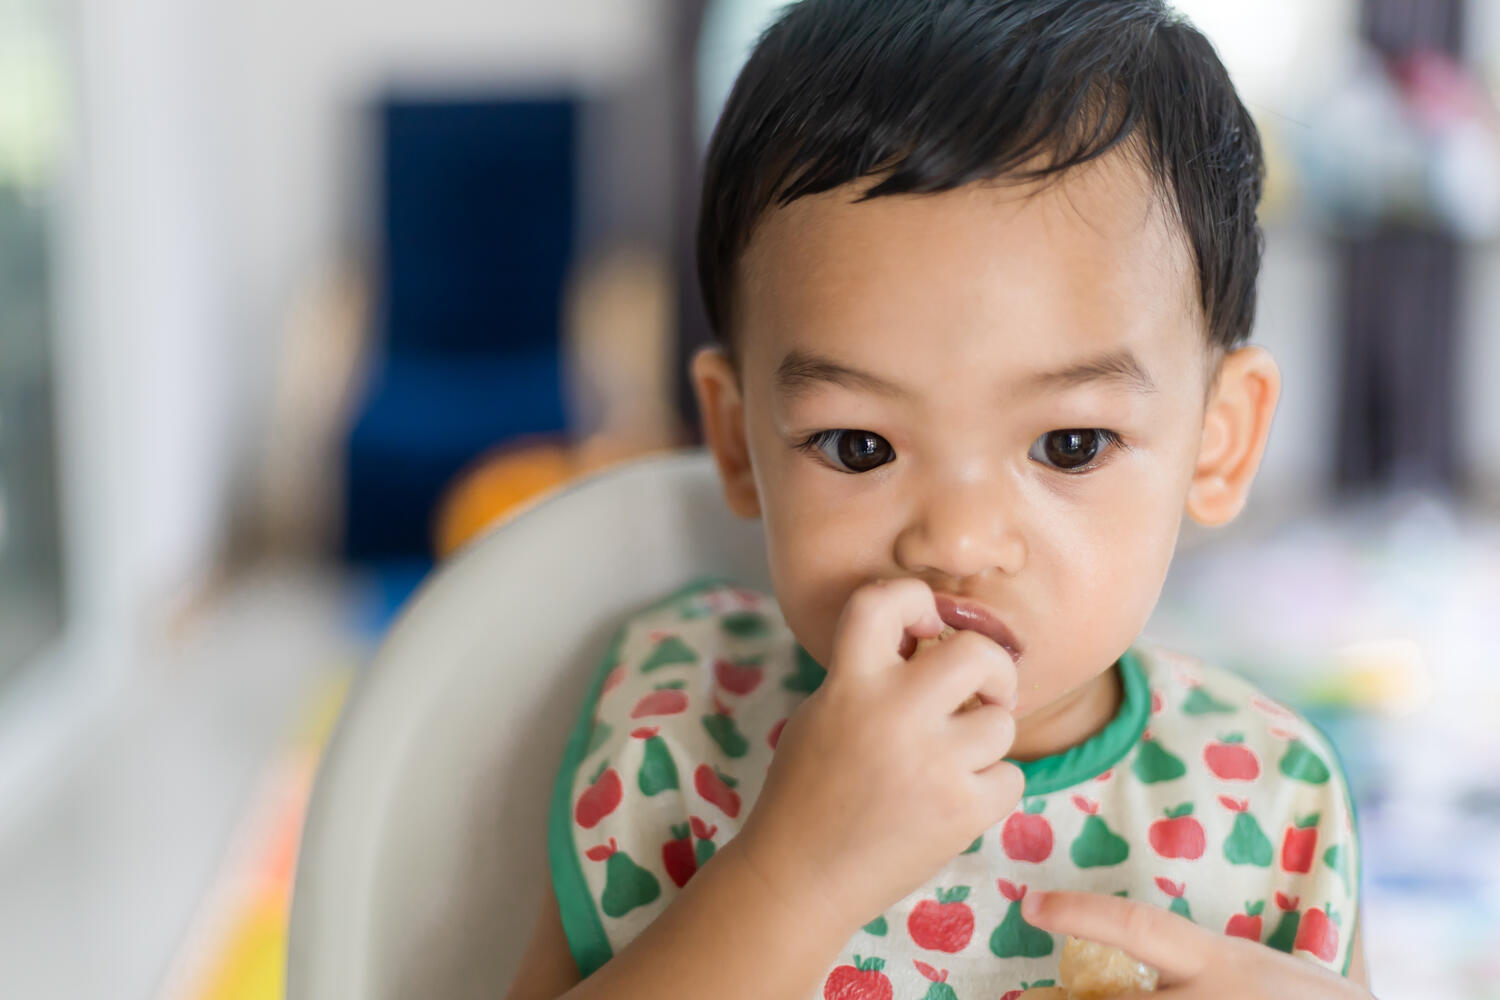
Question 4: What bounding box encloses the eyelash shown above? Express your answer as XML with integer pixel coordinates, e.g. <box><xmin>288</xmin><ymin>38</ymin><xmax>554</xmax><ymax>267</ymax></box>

<box><xmin>794</xmin><ymin>428</ymin><xmax>1127</xmax><ymax>475</ymax></box>
<box><xmin>794</xmin><ymin>430</ymin><xmax>887</xmax><ymax>473</ymax></box>
<box><xmin>1033</xmin><ymin>428</ymin><xmax>1125</xmax><ymax>475</ymax></box>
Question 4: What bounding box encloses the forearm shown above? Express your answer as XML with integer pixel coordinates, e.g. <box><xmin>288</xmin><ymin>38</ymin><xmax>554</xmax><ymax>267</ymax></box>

<box><xmin>557</xmin><ymin>839</ymin><xmax>851</xmax><ymax>1000</ymax></box>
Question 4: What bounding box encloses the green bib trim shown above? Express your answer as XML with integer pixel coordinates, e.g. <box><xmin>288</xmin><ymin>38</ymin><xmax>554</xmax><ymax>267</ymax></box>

<box><xmin>548</xmin><ymin>575</ymin><xmax>729</xmax><ymax>977</ymax></box>
<box><xmin>1008</xmin><ymin>648</ymin><xmax>1150</xmax><ymax>796</ymax></box>
<box><xmin>1303</xmin><ymin>712</ymin><xmax>1363</xmax><ymax>978</ymax></box>
<box><xmin>784</xmin><ymin>642</ymin><xmax>1151</xmax><ymax>795</ymax></box>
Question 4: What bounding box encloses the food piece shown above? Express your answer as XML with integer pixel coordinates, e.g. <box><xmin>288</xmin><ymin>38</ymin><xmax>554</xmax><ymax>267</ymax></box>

<box><xmin>913</xmin><ymin>626</ymin><xmax>984</xmax><ymax>711</ymax></box>
<box><xmin>913</xmin><ymin>625</ymin><xmax>958</xmax><ymax>655</ymax></box>
<box><xmin>1057</xmin><ymin>936</ymin><xmax>1159</xmax><ymax>998</ymax></box>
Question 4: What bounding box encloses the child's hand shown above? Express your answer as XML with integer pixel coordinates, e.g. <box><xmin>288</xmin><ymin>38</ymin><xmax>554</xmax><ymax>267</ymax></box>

<box><xmin>1022</xmin><ymin>890</ymin><xmax>1375</xmax><ymax>999</ymax></box>
<box><xmin>732</xmin><ymin>577</ymin><xmax>1024</xmax><ymax>939</ymax></box>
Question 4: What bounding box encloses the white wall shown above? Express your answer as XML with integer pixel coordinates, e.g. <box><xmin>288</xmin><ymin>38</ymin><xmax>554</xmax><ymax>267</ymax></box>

<box><xmin>56</xmin><ymin>0</ymin><xmax>231</xmax><ymax>654</ymax></box>
<box><xmin>1466</xmin><ymin>0</ymin><xmax>1500</xmax><ymax>504</ymax></box>
<box><xmin>1242</xmin><ymin>224</ymin><xmax>1342</xmax><ymax>517</ymax></box>
<box><xmin>1461</xmin><ymin>247</ymin><xmax>1500</xmax><ymax>503</ymax></box>
<box><xmin>56</xmin><ymin>0</ymin><xmax>667</xmax><ymax>647</ymax></box>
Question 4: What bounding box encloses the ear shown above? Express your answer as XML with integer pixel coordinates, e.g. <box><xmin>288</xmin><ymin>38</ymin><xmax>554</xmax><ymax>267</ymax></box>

<box><xmin>1186</xmin><ymin>345</ymin><xmax>1281</xmax><ymax>527</ymax></box>
<box><xmin>690</xmin><ymin>346</ymin><xmax>762</xmax><ymax>518</ymax></box>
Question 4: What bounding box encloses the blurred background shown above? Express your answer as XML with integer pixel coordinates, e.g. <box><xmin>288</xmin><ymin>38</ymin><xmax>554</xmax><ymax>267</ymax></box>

<box><xmin>1</xmin><ymin>0</ymin><xmax>1498</xmax><ymax>997</ymax></box>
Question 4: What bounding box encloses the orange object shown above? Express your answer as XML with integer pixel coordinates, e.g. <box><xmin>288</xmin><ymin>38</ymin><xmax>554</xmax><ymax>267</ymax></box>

<box><xmin>433</xmin><ymin>441</ymin><xmax>578</xmax><ymax>559</ymax></box>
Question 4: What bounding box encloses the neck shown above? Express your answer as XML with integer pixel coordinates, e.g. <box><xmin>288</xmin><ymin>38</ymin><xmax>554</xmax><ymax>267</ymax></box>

<box><xmin>1009</xmin><ymin>663</ymin><xmax>1124</xmax><ymax>762</ymax></box>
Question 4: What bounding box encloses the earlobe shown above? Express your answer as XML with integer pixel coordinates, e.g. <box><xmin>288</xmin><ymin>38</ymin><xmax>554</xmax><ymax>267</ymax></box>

<box><xmin>1186</xmin><ymin>345</ymin><xmax>1281</xmax><ymax>527</ymax></box>
<box><xmin>689</xmin><ymin>346</ymin><xmax>762</xmax><ymax>519</ymax></box>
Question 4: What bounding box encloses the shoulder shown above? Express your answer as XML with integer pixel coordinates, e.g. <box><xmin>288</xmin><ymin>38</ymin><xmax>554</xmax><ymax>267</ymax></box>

<box><xmin>562</xmin><ymin>577</ymin><xmax>805</xmax><ymax>829</ymax></box>
<box><xmin>1131</xmin><ymin>642</ymin><xmax>1348</xmax><ymax>793</ymax></box>
<box><xmin>548</xmin><ymin>578</ymin><xmax>798</xmax><ymax>972</ymax></box>
<box><xmin>599</xmin><ymin>579</ymin><xmax>800</xmax><ymax>716</ymax></box>
<box><xmin>614</xmin><ymin>577</ymin><xmax>787</xmax><ymax>666</ymax></box>
<box><xmin>1127</xmin><ymin>643</ymin><xmax>1362</xmax><ymax>967</ymax></box>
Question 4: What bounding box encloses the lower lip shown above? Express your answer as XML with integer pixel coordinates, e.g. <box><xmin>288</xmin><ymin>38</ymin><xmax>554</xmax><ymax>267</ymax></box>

<box><xmin>934</xmin><ymin>598</ymin><xmax>1022</xmax><ymax>663</ymax></box>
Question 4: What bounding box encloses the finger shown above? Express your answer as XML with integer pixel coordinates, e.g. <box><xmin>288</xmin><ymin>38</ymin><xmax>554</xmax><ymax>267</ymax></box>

<box><xmin>950</xmin><ymin>703</ymin><xmax>1016</xmax><ymax>770</ymax></box>
<box><xmin>962</xmin><ymin>632</ymin><xmax>1019</xmax><ymax>709</ymax></box>
<box><xmin>970</xmin><ymin>758</ymin><xmax>1025</xmax><ymax>824</ymax></box>
<box><xmin>910</xmin><ymin>629</ymin><xmax>1018</xmax><ymax>711</ymax></box>
<box><xmin>1021</xmin><ymin>890</ymin><xmax>1209</xmax><ymax>983</ymax></box>
<box><xmin>832</xmin><ymin>578</ymin><xmax>943</xmax><ymax>679</ymax></box>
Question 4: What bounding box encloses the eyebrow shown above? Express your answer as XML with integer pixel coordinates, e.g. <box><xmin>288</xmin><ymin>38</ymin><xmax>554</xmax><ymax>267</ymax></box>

<box><xmin>773</xmin><ymin>347</ymin><xmax>1158</xmax><ymax>400</ymax></box>
<box><xmin>774</xmin><ymin>349</ymin><xmax>913</xmax><ymax>400</ymax></box>
<box><xmin>1026</xmin><ymin>348</ymin><xmax>1158</xmax><ymax>395</ymax></box>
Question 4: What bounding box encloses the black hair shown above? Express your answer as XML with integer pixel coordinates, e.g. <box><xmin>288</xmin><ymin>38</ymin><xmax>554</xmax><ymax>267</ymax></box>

<box><xmin>696</xmin><ymin>0</ymin><xmax>1264</xmax><ymax>358</ymax></box>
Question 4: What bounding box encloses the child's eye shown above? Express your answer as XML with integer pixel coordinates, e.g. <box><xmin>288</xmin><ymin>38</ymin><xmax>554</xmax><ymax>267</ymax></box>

<box><xmin>1029</xmin><ymin>429</ymin><xmax>1122</xmax><ymax>473</ymax></box>
<box><xmin>797</xmin><ymin>429</ymin><xmax>895</xmax><ymax>473</ymax></box>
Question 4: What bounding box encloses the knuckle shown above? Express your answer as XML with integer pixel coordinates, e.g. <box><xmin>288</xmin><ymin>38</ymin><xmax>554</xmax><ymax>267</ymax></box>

<box><xmin>821</xmin><ymin>666</ymin><xmax>876</xmax><ymax>712</ymax></box>
<box><xmin>903</xmin><ymin>757</ymin><xmax>944</xmax><ymax>808</ymax></box>
<box><xmin>942</xmin><ymin>635</ymin><xmax>990</xmax><ymax>678</ymax></box>
<box><xmin>839</xmin><ymin>590</ymin><xmax>884</xmax><ymax>633</ymax></box>
<box><xmin>887</xmin><ymin>577</ymin><xmax>932</xmax><ymax>612</ymax></box>
<box><xmin>991</xmin><ymin>765</ymin><xmax>1026</xmax><ymax>818</ymax></box>
<box><xmin>921</xmin><ymin>648</ymin><xmax>960</xmax><ymax>681</ymax></box>
<box><xmin>980</xmin><ymin>637</ymin><xmax>1016</xmax><ymax>673</ymax></box>
<box><xmin>987</xmin><ymin>707</ymin><xmax>1017</xmax><ymax>746</ymax></box>
<box><xmin>1122</xmin><ymin>901</ymin><xmax>1158</xmax><ymax>947</ymax></box>
<box><xmin>951</xmin><ymin>632</ymin><xmax>1013</xmax><ymax>676</ymax></box>
<box><xmin>937</xmin><ymin>773</ymin><xmax>978</xmax><ymax>825</ymax></box>
<box><xmin>987</xmin><ymin>659</ymin><xmax>1018</xmax><ymax>695</ymax></box>
<box><xmin>889</xmin><ymin>576</ymin><xmax>929</xmax><ymax>598</ymax></box>
<box><xmin>963</xmin><ymin>775</ymin><xmax>1000</xmax><ymax>826</ymax></box>
<box><xmin>949</xmin><ymin>629</ymin><xmax>990</xmax><ymax>655</ymax></box>
<box><xmin>847</xmin><ymin>585</ymin><xmax>883</xmax><ymax>616</ymax></box>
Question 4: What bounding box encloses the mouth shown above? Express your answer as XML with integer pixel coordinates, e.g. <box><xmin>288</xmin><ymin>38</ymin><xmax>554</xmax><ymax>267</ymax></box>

<box><xmin>933</xmin><ymin>593</ymin><xmax>1024</xmax><ymax>664</ymax></box>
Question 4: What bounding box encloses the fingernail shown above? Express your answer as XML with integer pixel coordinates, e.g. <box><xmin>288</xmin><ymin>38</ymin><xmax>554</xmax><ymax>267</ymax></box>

<box><xmin>1022</xmin><ymin>890</ymin><xmax>1045</xmax><ymax>920</ymax></box>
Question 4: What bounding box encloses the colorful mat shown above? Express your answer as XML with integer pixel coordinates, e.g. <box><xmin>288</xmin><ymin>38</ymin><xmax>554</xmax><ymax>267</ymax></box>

<box><xmin>159</xmin><ymin>668</ymin><xmax>351</xmax><ymax>1000</ymax></box>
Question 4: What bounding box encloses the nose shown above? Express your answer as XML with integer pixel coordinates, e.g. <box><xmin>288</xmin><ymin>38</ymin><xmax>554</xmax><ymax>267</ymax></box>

<box><xmin>893</xmin><ymin>473</ymin><xmax>1027</xmax><ymax>580</ymax></box>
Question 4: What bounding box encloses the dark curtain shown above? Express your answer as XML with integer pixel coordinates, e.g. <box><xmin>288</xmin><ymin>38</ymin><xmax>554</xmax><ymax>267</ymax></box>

<box><xmin>671</xmin><ymin>0</ymin><xmax>713</xmax><ymax>443</ymax></box>
<box><xmin>1335</xmin><ymin>229</ymin><xmax>1461</xmax><ymax>490</ymax></box>
<box><xmin>1337</xmin><ymin>0</ymin><xmax>1466</xmax><ymax>493</ymax></box>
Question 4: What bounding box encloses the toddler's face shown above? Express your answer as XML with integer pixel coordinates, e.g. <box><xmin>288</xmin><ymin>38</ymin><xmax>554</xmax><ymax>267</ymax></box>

<box><xmin>695</xmin><ymin>150</ymin><xmax>1267</xmax><ymax>733</ymax></box>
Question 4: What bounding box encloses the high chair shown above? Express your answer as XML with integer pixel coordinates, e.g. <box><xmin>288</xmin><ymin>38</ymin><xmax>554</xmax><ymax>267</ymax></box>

<box><xmin>287</xmin><ymin>448</ymin><xmax>770</xmax><ymax>999</ymax></box>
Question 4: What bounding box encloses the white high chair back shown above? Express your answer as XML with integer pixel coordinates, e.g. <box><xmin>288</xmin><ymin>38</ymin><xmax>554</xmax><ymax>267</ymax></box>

<box><xmin>287</xmin><ymin>448</ymin><xmax>769</xmax><ymax>1000</ymax></box>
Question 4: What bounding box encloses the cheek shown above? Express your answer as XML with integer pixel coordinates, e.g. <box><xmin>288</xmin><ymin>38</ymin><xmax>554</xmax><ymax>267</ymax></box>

<box><xmin>764</xmin><ymin>508</ymin><xmax>882</xmax><ymax>669</ymax></box>
<box><xmin>760</xmin><ymin>483</ymin><xmax>901</xmax><ymax>671</ymax></box>
<box><xmin>1037</xmin><ymin>475</ymin><xmax>1184</xmax><ymax>624</ymax></box>
<box><xmin>744</xmin><ymin>407</ymin><xmax>854</xmax><ymax>665</ymax></box>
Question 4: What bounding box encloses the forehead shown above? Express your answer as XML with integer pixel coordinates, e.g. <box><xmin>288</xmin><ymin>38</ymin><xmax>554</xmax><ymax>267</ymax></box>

<box><xmin>735</xmin><ymin>151</ymin><xmax>1202</xmax><ymax>388</ymax></box>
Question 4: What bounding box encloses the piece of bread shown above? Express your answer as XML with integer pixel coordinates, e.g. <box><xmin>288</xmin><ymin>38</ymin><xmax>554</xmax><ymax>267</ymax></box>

<box><xmin>1017</xmin><ymin>989</ymin><xmax>1070</xmax><ymax>999</ymax></box>
<box><xmin>1057</xmin><ymin>935</ymin><xmax>1159</xmax><ymax>998</ymax></box>
<box><xmin>912</xmin><ymin>625</ymin><xmax>958</xmax><ymax>656</ymax></box>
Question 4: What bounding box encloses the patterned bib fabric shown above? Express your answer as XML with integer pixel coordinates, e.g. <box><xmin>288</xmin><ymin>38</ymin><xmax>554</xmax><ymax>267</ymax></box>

<box><xmin>548</xmin><ymin>579</ymin><xmax>1361</xmax><ymax>998</ymax></box>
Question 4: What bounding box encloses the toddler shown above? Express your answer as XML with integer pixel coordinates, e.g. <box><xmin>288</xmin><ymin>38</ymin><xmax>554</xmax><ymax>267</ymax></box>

<box><xmin>507</xmin><ymin>2</ymin><xmax>1372</xmax><ymax>997</ymax></box>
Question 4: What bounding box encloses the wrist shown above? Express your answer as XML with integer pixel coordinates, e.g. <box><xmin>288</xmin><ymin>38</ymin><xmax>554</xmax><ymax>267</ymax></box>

<box><xmin>714</xmin><ymin>835</ymin><xmax>863</xmax><ymax>948</ymax></box>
